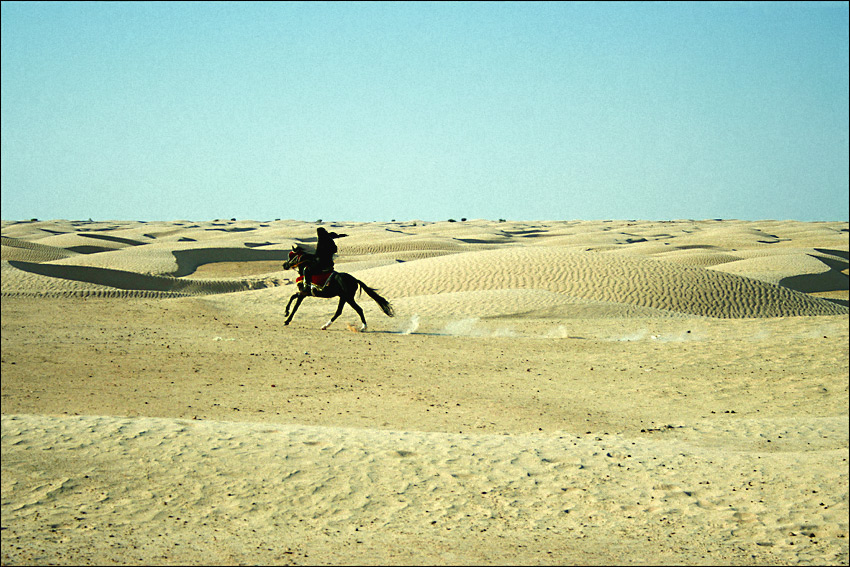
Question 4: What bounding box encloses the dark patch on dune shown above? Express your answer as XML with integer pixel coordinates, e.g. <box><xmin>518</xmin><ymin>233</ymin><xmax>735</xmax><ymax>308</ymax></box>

<box><xmin>170</xmin><ymin>247</ymin><xmax>292</xmax><ymax>277</ymax></box>
<box><xmin>65</xmin><ymin>245</ymin><xmax>121</xmax><ymax>255</ymax></box>
<box><xmin>502</xmin><ymin>229</ymin><xmax>550</xmax><ymax>237</ymax></box>
<box><xmin>814</xmin><ymin>248</ymin><xmax>849</xmax><ymax>262</ymax></box>
<box><xmin>455</xmin><ymin>238</ymin><xmax>507</xmax><ymax>244</ymax></box>
<box><xmin>675</xmin><ymin>245</ymin><xmax>722</xmax><ymax>250</ymax></box>
<box><xmin>9</xmin><ymin>260</ymin><xmax>185</xmax><ymax>292</ymax></box>
<box><xmin>76</xmin><ymin>233</ymin><xmax>148</xmax><ymax>246</ymax></box>
<box><xmin>779</xmin><ymin>254</ymin><xmax>849</xmax><ymax>295</ymax></box>
<box><xmin>7</xmin><ymin>260</ymin><xmax>280</xmax><ymax>295</ymax></box>
<box><xmin>205</xmin><ymin>227</ymin><xmax>257</xmax><ymax>233</ymax></box>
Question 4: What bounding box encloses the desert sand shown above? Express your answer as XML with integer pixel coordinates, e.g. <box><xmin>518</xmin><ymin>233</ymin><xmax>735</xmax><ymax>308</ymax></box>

<box><xmin>2</xmin><ymin>218</ymin><xmax>848</xmax><ymax>565</ymax></box>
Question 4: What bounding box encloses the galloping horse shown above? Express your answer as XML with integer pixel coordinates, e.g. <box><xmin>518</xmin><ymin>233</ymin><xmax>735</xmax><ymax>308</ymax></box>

<box><xmin>282</xmin><ymin>247</ymin><xmax>394</xmax><ymax>331</ymax></box>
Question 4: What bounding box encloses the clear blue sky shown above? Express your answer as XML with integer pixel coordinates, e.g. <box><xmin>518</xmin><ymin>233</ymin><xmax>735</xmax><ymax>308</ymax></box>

<box><xmin>2</xmin><ymin>1</ymin><xmax>848</xmax><ymax>222</ymax></box>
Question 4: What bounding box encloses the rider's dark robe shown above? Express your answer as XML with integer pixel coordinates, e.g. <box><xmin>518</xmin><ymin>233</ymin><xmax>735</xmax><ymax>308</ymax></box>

<box><xmin>302</xmin><ymin>227</ymin><xmax>347</xmax><ymax>293</ymax></box>
<box><xmin>314</xmin><ymin>227</ymin><xmax>346</xmax><ymax>271</ymax></box>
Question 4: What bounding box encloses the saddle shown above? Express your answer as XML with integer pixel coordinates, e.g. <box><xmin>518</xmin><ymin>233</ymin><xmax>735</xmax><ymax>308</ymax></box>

<box><xmin>296</xmin><ymin>271</ymin><xmax>334</xmax><ymax>292</ymax></box>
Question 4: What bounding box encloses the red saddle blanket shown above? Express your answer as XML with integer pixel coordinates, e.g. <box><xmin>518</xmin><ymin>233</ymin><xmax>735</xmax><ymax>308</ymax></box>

<box><xmin>295</xmin><ymin>271</ymin><xmax>334</xmax><ymax>288</ymax></box>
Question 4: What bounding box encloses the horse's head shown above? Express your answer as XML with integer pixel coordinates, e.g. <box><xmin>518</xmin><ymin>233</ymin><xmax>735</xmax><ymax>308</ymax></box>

<box><xmin>283</xmin><ymin>246</ymin><xmax>308</xmax><ymax>270</ymax></box>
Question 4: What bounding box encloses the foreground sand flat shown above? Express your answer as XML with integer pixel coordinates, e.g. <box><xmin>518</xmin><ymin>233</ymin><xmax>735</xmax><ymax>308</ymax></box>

<box><xmin>2</xmin><ymin>219</ymin><xmax>848</xmax><ymax>565</ymax></box>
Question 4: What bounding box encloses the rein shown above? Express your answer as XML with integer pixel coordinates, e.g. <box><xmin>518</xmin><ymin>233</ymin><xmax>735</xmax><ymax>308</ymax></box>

<box><xmin>285</xmin><ymin>250</ymin><xmax>311</xmax><ymax>270</ymax></box>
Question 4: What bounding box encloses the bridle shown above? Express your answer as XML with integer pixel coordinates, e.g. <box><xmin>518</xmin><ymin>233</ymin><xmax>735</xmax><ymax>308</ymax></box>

<box><xmin>284</xmin><ymin>248</ymin><xmax>310</xmax><ymax>270</ymax></box>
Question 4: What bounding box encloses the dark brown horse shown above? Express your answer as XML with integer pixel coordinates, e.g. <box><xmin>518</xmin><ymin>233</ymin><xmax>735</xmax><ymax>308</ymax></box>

<box><xmin>282</xmin><ymin>247</ymin><xmax>394</xmax><ymax>331</ymax></box>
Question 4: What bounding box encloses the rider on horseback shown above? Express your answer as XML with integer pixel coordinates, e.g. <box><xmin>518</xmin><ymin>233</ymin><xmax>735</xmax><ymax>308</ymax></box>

<box><xmin>300</xmin><ymin>227</ymin><xmax>347</xmax><ymax>296</ymax></box>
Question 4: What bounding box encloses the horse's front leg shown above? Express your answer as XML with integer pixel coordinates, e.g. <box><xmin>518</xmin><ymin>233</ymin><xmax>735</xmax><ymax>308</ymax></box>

<box><xmin>284</xmin><ymin>294</ymin><xmax>305</xmax><ymax>326</ymax></box>
<box><xmin>284</xmin><ymin>292</ymin><xmax>299</xmax><ymax>317</ymax></box>
<box><xmin>321</xmin><ymin>297</ymin><xmax>347</xmax><ymax>330</ymax></box>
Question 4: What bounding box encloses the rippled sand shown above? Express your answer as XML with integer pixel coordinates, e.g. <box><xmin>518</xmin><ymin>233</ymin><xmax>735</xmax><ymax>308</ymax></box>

<box><xmin>2</xmin><ymin>218</ymin><xmax>848</xmax><ymax>565</ymax></box>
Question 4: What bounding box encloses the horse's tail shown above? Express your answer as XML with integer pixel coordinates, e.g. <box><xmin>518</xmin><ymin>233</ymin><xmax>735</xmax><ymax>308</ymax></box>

<box><xmin>357</xmin><ymin>279</ymin><xmax>395</xmax><ymax>318</ymax></box>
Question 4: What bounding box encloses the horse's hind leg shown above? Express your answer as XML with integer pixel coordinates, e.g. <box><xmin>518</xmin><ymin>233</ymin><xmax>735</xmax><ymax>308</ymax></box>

<box><xmin>321</xmin><ymin>297</ymin><xmax>347</xmax><ymax>330</ymax></box>
<box><xmin>347</xmin><ymin>298</ymin><xmax>367</xmax><ymax>332</ymax></box>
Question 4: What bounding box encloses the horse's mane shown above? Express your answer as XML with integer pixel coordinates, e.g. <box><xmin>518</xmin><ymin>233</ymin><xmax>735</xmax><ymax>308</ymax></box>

<box><xmin>292</xmin><ymin>245</ymin><xmax>316</xmax><ymax>256</ymax></box>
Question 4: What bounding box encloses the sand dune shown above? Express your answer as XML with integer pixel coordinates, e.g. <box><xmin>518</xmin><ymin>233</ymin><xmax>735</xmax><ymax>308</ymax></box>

<box><xmin>2</xmin><ymin>218</ymin><xmax>848</xmax><ymax>565</ymax></box>
<box><xmin>352</xmin><ymin>246</ymin><xmax>846</xmax><ymax>318</ymax></box>
<box><xmin>1</xmin><ymin>236</ymin><xmax>82</xmax><ymax>263</ymax></box>
<box><xmin>3</xmin><ymin>219</ymin><xmax>847</xmax><ymax>317</ymax></box>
